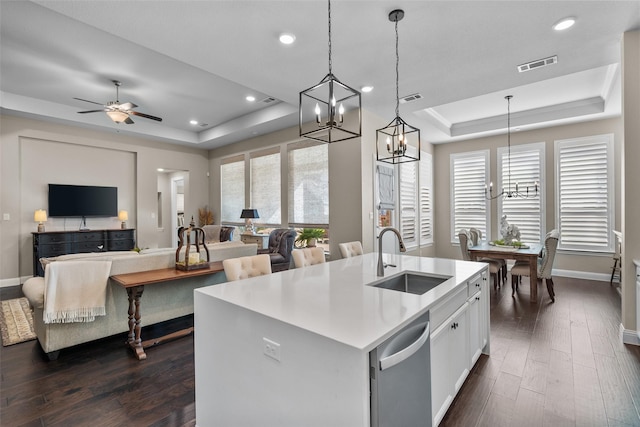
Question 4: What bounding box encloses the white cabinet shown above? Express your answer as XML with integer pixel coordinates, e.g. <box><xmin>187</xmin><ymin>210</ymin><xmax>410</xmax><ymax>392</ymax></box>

<box><xmin>431</xmin><ymin>267</ymin><xmax>489</xmax><ymax>427</ymax></box>
<box><xmin>431</xmin><ymin>301</ymin><xmax>470</xmax><ymax>426</ymax></box>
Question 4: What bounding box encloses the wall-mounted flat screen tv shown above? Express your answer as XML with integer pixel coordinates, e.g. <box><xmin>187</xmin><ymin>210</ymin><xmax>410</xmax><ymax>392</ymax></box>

<box><xmin>48</xmin><ymin>184</ymin><xmax>118</xmax><ymax>217</ymax></box>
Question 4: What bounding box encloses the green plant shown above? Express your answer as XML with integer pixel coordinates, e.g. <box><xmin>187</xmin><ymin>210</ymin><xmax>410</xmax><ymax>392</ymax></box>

<box><xmin>295</xmin><ymin>228</ymin><xmax>325</xmax><ymax>247</ymax></box>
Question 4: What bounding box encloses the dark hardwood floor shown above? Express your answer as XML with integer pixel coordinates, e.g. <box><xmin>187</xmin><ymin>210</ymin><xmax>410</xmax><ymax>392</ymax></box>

<box><xmin>1</xmin><ymin>276</ymin><xmax>639</xmax><ymax>426</ymax></box>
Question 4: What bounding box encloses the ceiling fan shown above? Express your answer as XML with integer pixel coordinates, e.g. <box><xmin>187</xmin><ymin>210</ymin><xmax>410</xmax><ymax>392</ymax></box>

<box><xmin>75</xmin><ymin>80</ymin><xmax>162</xmax><ymax>124</ymax></box>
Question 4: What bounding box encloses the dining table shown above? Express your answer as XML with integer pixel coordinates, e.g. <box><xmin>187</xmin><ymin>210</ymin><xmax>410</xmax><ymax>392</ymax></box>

<box><xmin>468</xmin><ymin>241</ymin><xmax>543</xmax><ymax>303</ymax></box>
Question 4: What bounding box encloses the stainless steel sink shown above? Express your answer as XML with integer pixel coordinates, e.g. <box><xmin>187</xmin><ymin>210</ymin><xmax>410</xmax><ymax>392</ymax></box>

<box><xmin>371</xmin><ymin>273</ymin><xmax>452</xmax><ymax>295</ymax></box>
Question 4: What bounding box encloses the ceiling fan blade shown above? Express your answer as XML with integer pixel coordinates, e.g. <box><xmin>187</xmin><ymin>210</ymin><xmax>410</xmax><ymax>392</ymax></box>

<box><xmin>78</xmin><ymin>109</ymin><xmax>107</xmax><ymax>113</ymax></box>
<box><xmin>130</xmin><ymin>111</ymin><xmax>163</xmax><ymax>122</ymax></box>
<box><xmin>73</xmin><ymin>97</ymin><xmax>104</xmax><ymax>106</ymax></box>
<box><xmin>119</xmin><ymin>102</ymin><xmax>138</xmax><ymax>110</ymax></box>
<box><xmin>124</xmin><ymin>116</ymin><xmax>135</xmax><ymax>124</ymax></box>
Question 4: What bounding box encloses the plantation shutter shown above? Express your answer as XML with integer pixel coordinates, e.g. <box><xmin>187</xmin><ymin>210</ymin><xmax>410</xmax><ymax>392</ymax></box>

<box><xmin>555</xmin><ymin>135</ymin><xmax>613</xmax><ymax>252</ymax></box>
<box><xmin>451</xmin><ymin>151</ymin><xmax>489</xmax><ymax>242</ymax></box>
<box><xmin>399</xmin><ymin>160</ymin><xmax>417</xmax><ymax>246</ymax></box>
<box><xmin>497</xmin><ymin>143</ymin><xmax>544</xmax><ymax>243</ymax></box>
<box><xmin>220</xmin><ymin>155</ymin><xmax>245</xmax><ymax>223</ymax></box>
<box><xmin>419</xmin><ymin>152</ymin><xmax>433</xmax><ymax>244</ymax></box>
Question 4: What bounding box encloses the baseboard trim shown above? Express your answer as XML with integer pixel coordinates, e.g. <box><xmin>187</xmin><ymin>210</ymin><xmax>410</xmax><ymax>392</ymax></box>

<box><xmin>619</xmin><ymin>323</ymin><xmax>640</xmax><ymax>346</ymax></box>
<box><xmin>552</xmin><ymin>269</ymin><xmax>611</xmax><ymax>283</ymax></box>
<box><xmin>0</xmin><ymin>276</ymin><xmax>30</xmax><ymax>288</ymax></box>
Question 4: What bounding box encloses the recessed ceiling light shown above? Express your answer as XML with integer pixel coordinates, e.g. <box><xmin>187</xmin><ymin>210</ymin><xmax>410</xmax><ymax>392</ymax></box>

<box><xmin>157</xmin><ymin>168</ymin><xmax>164</xmax><ymax>172</ymax></box>
<box><xmin>279</xmin><ymin>33</ymin><xmax>296</xmax><ymax>45</ymax></box>
<box><xmin>189</xmin><ymin>120</ymin><xmax>198</xmax><ymax>125</ymax></box>
<box><xmin>361</xmin><ymin>86</ymin><xmax>374</xmax><ymax>93</ymax></box>
<box><xmin>246</xmin><ymin>95</ymin><xmax>256</xmax><ymax>102</ymax></box>
<box><xmin>553</xmin><ymin>17</ymin><xmax>575</xmax><ymax>31</ymax></box>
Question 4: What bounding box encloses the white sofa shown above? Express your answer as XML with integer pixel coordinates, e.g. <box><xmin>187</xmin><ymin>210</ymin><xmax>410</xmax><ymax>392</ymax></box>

<box><xmin>22</xmin><ymin>241</ymin><xmax>257</xmax><ymax>360</ymax></box>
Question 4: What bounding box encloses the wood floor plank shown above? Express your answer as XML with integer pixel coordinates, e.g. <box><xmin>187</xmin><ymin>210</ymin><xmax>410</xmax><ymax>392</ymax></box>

<box><xmin>573</xmin><ymin>362</ymin><xmax>608</xmax><ymax>426</ymax></box>
<box><xmin>594</xmin><ymin>352</ymin><xmax>639</xmax><ymax>424</ymax></box>
<box><xmin>513</xmin><ymin>388</ymin><xmax>545</xmax><ymax>427</ymax></box>
<box><xmin>570</xmin><ymin>323</ymin><xmax>596</xmax><ymax>368</ymax></box>
<box><xmin>520</xmin><ymin>358</ymin><xmax>548</xmax><ymax>394</ymax></box>
<box><xmin>500</xmin><ymin>331</ymin><xmax>531</xmax><ymax>377</ymax></box>
<box><xmin>544</xmin><ymin>349</ymin><xmax>575</xmax><ymax>422</ymax></box>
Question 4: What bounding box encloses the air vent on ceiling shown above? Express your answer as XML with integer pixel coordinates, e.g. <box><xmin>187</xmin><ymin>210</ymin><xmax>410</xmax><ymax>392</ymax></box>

<box><xmin>400</xmin><ymin>93</ymin><xmax>423</xmax><ymax>103</ymax></box>
<box><xmin>517</xmin><ymin>55</ymin><xmax>558</xmax><ymax>73</ymax></box>
<box><xmin>199</xmin><ymin>123</ymin><xmax>209</xmax><ymax>127</ymax></box>
<box><xmin>261</xmin><ymin>97</ymin><xmax>277</xmax><ymax>104</ymax></box>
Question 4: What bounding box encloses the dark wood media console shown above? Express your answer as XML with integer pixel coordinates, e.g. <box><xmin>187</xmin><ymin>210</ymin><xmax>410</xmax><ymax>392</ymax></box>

<box><xmin>32</xmin><ymin>229</ymin><xmax>135</xmax><ymax>276</ymax></box>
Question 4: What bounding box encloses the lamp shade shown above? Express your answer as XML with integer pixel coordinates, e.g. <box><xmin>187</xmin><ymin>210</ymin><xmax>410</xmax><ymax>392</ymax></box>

<box><xmin>240</xmin><ymin>209</ymin><xmax>259</xmax><ymax>219</ymax></box>
<box><xmin>118</xmin><ymin>210</ymin><xmax>128</xmax><ymax>221</ymax></box>
<box><xmin>34</xmin><ymin>209</ymin><xmax>47</xmax><ymax>222</ymax></box>
<box><xmin>106</xmin><ymin>110</ymin><xmax>129</xmax><ymax>123</ymax></box>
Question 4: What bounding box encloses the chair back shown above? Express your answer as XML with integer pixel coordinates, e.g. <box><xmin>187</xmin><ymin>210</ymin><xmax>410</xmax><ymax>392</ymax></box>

<box><xmin>469</xmin><ymin>228</ymin><xmax>482</xmax><ymax>246</ymax></box>
<box><xmin>539</xmin><ymin>229</ymin><xmax>559</xmax><ymax>279</ymax></box>
<box><xmin>292</xmin><ymin>247</ymin><xmax>326</xmax><ymax>268</ymax></box>
<box><xmin>223</xmin><ymin>254</ymin><xmax>272</xmax><ymax>281</ymax></box>
<box><xmin>338</xmin><ymin>241</ymin><xmax>364</xmax><ymax>258</ymax></box>
<box><xmin>458</xmin><ymin>229</ymin><xmax>472</xmax><ymax>261</ymax></box>
<box><xmin>267</xmin><ymin>229</ymin><xmax>297</xmax><ymax>258</ymax></box>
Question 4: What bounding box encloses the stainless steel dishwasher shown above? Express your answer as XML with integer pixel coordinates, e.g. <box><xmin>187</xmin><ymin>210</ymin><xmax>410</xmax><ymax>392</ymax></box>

<box><xmin>369</xmin><ymin>311</ymin><xmax>431</xmax><ymax>427</ymax></box>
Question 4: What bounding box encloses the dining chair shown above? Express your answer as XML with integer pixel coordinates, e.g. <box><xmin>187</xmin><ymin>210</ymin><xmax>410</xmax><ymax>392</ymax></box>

<box><xmin>459</xmin><ymin>229</ymin><xmax>502</xmax><ymax>289</ymax></box>
<box><xmin>222</xmin><ymin>253</ymin><xmax>272</xmax><ymax>282</ymax></box>
<box><xmin>256</xmin><ymin>228</ymin><xmax>297</xmax><ymax>272</ymax></box>
<box><xmin>510</xmin><ymin>229</ymin><xmax>559</xmax><ymax>302</ymax></box>
<box><xmin>292</xmin><ymin>247</ymin><xmax>326</xmax><ymax>268</ymax></box>
<box><xmin>338</xmin><ymin>241</ymin><xmax>364</xmax><ymax>258</ymax></box>
<box><xmin>469</xmin><ymin>227</ymin><xmax>507</xmax><ymax>282</ymax></box>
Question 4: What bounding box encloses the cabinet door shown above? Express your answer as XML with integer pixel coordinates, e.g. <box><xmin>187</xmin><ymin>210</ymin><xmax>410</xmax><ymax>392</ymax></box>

<box><xmin>430</xmin><ymin>320</ymin><xmax>453</xmax><ymax>427</ymax></box>
<box><xmin>480</xmin><ymin>271</ymin><xmax>489</xmax><ymax>352</ymax></box>
<box><xmin>450</xmin><ymin>303</ymin><xmax>470</xmax><ymax>394</ymax></box>
<box><xmin>468</xmin><ymin>291</ymin><xmax>482</xmax><ymax>366</ymax></box>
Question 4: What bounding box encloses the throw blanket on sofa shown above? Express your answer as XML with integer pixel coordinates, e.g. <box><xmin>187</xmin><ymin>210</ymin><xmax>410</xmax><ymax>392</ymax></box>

<box><xmin>43</xmin><ymin>260</ymin><xmax>112</xmax><ymax>324</ymax></box>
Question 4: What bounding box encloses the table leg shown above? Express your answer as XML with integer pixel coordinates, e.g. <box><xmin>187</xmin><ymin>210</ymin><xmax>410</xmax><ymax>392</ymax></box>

<box><xmin>125</xmin><ymin>285</ymin><xmax>146</xmax><ymax>360</ymax></box>
<box><xmin>529</xmin><ymin>258</ymin><xmax>538</xmax><ymax>303</ymax></box>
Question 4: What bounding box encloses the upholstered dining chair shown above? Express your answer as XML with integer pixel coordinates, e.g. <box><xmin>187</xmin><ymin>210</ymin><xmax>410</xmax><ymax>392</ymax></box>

<box><xmin>338</xmin><ymin>241</ymin><xmax>364</xmax><ymax>258</ymax></box>
<box><xmin>292</xmin><ymin>247</ymin><xmax>326</xmax><ymax>268</ymax></box>
<box><xmin>459</xmin><ymin>229</ymin><xmax>502</xmax><ymax>289</ymax></box>
<box><xmin>510</xmin><ymin>229</ymin><xmax>559</xmax><ymax>302</ymax></box>
<box><xmin>257</xmin><ymin>228</ymin><xmax>297</xmax><ymax>272</ymax></box>
<box><xmin>469</xmin><ymin>227</ymin><xmax>507</xmax><ymax>283</ymax></box>
<box><xmin>222</xmin><ymin>253</ymin><xmax>272</xmax><ymax>282</ymax></box>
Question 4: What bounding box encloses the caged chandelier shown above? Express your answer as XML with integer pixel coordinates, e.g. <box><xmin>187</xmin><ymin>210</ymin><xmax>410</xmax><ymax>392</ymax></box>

<box><xmin>485</xmin><ymin>95</ymin><xmax>539</xmax><ymax>200</ymax></box>
<box><xmin>299</xmin><ymin>0</ymin><xmax>362</xmax><ymax>143</ymax></box>
<box><xmin>376</xmin><ymin>9</ymin><xmax>420</xmax><ymax>164</ymax></box>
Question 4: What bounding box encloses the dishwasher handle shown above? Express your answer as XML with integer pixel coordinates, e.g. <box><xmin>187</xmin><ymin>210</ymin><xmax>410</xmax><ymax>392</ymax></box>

<box><xmin>379</xmin><ymin>322</ymin><xmax>430</xmax><ymax>371</ymax></box>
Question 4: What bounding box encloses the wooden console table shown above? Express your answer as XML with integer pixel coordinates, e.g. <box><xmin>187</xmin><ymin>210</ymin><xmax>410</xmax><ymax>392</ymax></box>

<box><xmin>110</xmin><ymin>261</ymin><xmax>224</xmax><ymax>360</ymax></box>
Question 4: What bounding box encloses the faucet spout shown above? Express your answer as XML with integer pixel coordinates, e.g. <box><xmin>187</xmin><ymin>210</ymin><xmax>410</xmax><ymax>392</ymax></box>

<box><xmin>377</xmin><ymin>227</ymin><xmax>406</xmax><ymax>276</ymax></box>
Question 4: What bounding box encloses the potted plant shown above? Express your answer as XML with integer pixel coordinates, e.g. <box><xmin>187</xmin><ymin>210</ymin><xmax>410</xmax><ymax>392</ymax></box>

<box><xmin>295</xmin><ymin>228</ymin><xmax>325</xmax><ymax>248</ymax></box>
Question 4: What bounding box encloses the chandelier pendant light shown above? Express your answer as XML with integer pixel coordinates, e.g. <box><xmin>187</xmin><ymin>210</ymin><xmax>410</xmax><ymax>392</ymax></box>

<box><xmin>299</xmin><ymin>0</ymin><xmax>361</xmax><ymax>143</ymax></box>
<box><xmin>376</xmin><ymin>9</ymin><xmax>420</xmax><ymax>164</ymax></box>
<box><xmin>485</xmin><ymin>95</ymin><xmax>539</xmax><ymax>200</ymax></box>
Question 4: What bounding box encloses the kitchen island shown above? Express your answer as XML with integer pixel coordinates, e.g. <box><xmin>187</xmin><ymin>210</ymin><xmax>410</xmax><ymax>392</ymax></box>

<box><xmin>194</xmin><ymin>253</ymin><xmax>489</xmax><ymax>427</ymax></box>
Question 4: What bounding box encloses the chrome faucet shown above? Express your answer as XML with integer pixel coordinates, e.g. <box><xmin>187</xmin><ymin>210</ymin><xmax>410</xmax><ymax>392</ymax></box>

<box><xmin>377</xmin><ymin>227</ymin><xmax>407</xmax><ymax>276</ymax></box>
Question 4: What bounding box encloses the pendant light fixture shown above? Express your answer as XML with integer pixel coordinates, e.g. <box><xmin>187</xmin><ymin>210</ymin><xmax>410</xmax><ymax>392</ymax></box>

<box><xmin>299</xmin><ymin>0</ymin><xmax>361</xmax><ymax>143</ymax></box>
<box><xmin>376</xmin><ymin>9</ymin><xmax>420</xmax><ymax>164</ymax></box>
<box><xmin>485</xmin><ymin>95</ymin><xmax>539</xmax><ymax>199</ymax></box>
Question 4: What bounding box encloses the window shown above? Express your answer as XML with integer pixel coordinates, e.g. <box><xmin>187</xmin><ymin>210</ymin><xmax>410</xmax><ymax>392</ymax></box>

<box><xmin>220</xmin><ymin>155</ymin><xmax>245</xmax><ymax>223</ymax></box>
<box><xmin>419</xmin><ymin>152</ymin><xmax>433</xmax><ymax>245</ymax></box>
<box><xmin>450</xmin><ymin>151</ymin><xmax>490</xmax><ymax>242</ymax></box>
<box><xmin>250</xmin><ymin>148</ymin><xmax>281</xmax><ymax>225</ymax></box>
<box><xmin>497</xmin><ymin>142</ymin><xmax>544</xmax><ymax>243</ymax></box>
<box><xmin>399</xmin><ymin>159</ymin><xmax>417</xmax><ymax>246</ymax></box>
<box><xmin>288</xmin><ymin>141</ymin><xmax>329</xmax><ymax>227</ymax></box>
<box><xmin>555</xmin><ymin>134</ymin><xmax>614</xmax><ymax>252</ymax></box>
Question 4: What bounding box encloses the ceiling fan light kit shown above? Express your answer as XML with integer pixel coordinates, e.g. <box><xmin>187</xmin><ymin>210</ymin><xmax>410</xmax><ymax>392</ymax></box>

<box><xmin>376</xmin><ymin>9</ymin><xmax>421</xmax><ymax>164</ymax></box>
<box><xmin>75</xmin><ymin>80</ymin><xmax>162</xmax><ymax>125</ymax></box>
<box><xmin>299</xmin><ymin>0</ymin><xmax>362</xmax><ymax>143</ymax></box>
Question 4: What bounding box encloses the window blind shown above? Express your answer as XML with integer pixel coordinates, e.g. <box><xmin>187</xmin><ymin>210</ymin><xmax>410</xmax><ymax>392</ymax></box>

<box><xmin>555</xmin><ymin>135</ymin><xmax>614</xmax><ymax>252</ymax></box>
<box><xmin>497</xmin><ymin>142</ymin><xmax>544</xmax><ymax>243</ymax></box>
<box><xmin>450</xmin><ymin>151</ymin><xmax>489</xmax><ymax>242</ymax></box>
<box><xmin>250</xmin><ymin>149</ymin><xmax>281</xmax><ymax>225</ymax></box>
<box><xmin>288</xmin><ymin>141</ymin><xmax>328</xmax><ymax>226</ymax></box>
<box><xmin>419</xmin><ymin>152</ymin><xmax>433</xmax><ymax>245</ymax></box>
<box><xmin>220</xmin><ymin>157</ymin><xmax>245</xmax><ymax>223</ymax></box>
<box><xmin>399</xmin><ymin>160</ymin><xmax>417</xmax><ymax>245</ymax></box>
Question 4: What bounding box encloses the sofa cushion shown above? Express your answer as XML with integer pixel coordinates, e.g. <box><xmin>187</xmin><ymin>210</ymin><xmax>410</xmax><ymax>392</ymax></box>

<box><xmin>23</xmin><ymin>276</ymin><xmax>45</xmax><ymax>309</ymax></box>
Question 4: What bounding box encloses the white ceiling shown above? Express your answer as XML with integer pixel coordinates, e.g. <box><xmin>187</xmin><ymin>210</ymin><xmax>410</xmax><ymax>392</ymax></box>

<box><xmin>1</xmin><ymin>1</ymin><xmax>639</xmax><ymax>149</ymax></box>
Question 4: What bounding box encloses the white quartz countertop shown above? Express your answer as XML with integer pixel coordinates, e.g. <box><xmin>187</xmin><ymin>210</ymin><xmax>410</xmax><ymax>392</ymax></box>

<box><xmin>195</xmin><ymin>253</ymin><xmax>486</xmax><ymax>352</ymax></box>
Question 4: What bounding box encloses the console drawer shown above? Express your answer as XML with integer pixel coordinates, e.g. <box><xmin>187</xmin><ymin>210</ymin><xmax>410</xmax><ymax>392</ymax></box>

<box><xmin>75</xmin><ymin>231</ymin><xmax>104</xmax><ymax>242</ymax></box>
<box><xmin>107</xmin><ymin>229</ymin><xmax>134</xmax><ymax>240</ymax></box>
<box><xmin>36</xmin><ymin>233</ymin><xmax>72</xmax><ymax>244</ymax></box>
<box><xmin>38</xmin><ymin>243</ymin><xmax>72</xmax><ymax>257</ymax></box>
<box><xmin>107</xmin><ymin>239</ymin><xmax>135</xmax><ymax>251</ymax></box>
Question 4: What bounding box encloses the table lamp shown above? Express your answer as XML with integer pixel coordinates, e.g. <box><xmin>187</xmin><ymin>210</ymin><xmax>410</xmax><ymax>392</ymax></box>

<box><xmin>118</xmin><ymin>210</ymin><xmax>128</xmax><ymax>229</ymax></box>
<box><xmin>240</xmin><ymin>209</ymin><xmax>259</xmax><ymax>234</ymax></box>
<box><xmin>34</xmin><ymin>209</ymin><xmax>47</xmax><ymax>232</ymax></box>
